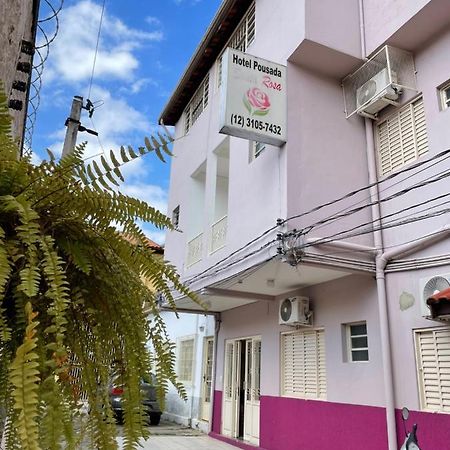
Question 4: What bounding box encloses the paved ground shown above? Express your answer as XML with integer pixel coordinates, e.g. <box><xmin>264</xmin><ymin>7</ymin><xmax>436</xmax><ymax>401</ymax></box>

<box><xmin>117</xmin><ymin>421</ymin><xmax>236</xmax><ymax>449</ymax></box>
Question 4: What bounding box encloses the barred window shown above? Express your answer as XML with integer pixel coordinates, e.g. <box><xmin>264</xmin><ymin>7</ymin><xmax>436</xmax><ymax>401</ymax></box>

<box><xmin>217</xmin><ymin>2</ymin><xmax>255</xmax><ymax>86</ymax></box>
<box><xmin>184</xmin><ymin>74</ymin><xmax>209</xmax><ymax>134</ymax></box>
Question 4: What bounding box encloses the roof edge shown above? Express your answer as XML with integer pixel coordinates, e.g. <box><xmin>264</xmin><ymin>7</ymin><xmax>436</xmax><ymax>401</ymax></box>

<box><xmin>159</xmin><ymin>0</ymin><xmax>253</xmax><ymax>126</ymax></box>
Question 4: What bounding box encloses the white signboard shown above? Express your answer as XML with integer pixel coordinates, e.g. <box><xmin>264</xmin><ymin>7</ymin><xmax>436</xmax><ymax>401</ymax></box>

<box><xmin>219</xmin><ymin>48</ymin><xmax>287</xmax><ymax>147</ymax></box>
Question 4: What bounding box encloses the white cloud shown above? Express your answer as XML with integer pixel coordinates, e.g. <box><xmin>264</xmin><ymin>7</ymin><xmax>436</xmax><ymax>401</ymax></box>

<box><xmin>120</xmin><ymin>183</ymin><xmax>168</xmax><ymax>215</ymax></box>
<box><xmin>44</xmin><ymin>0</ymin><xmax>164</xmax><ymax>83</ymax></box>
<box><xmin>145</xmin><ymin>16</ymin><xmax>161</xmax><ymax>27</ymax></box>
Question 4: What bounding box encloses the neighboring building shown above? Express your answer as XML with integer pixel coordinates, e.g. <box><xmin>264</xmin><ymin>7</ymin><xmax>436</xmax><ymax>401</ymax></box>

<box><xmin>158</xmin><ymin>311</ymin><xmax>215</xmax><ymax>433</ymax></box>
<box><xmin>0</xmin><ymin>0</ymin><xmax>39</xmax><ymax>149</ymax></box>
<box><xmin>160</xmin><ymin>1</ymin><xmax>450</xmax><ymax>449</ymax></box>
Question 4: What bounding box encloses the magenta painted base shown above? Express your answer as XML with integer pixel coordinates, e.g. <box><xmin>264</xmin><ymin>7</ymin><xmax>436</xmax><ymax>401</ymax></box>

<box><xmin>211</xmin><ymin>391</ymin><xmax>450</xmax><ymax>450</ymax></box>
<box><xmin>395</xmin><ymin>408</ymin><xmax>450</xmax><ymax>449</ymax></box>
<box><xmin>209</xmin><ymin>432</ymin><xmax>267</xmax><ymax>450</ymax></box>
<box><xmin>260</xmin><ymin>395</ymin><xmax>388</xmax><ymax>450</ymax></box>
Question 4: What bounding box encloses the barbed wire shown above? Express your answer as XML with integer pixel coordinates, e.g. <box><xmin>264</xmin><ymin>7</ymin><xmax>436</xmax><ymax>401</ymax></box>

<box><xmin>23</xmin><ymin>0</ymin><xmax>64</xmax><ymax>154</ymax></box>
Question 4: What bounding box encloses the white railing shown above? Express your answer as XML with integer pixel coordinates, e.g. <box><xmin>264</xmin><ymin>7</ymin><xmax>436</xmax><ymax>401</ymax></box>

<box><xmin>187</xmin><ymin>232</ymin><xmax>203</xmax><ymax>267</ymax></box>
<box><xmin>210</xmin><ymin>215</ymin><xmax>227</xmax><ymax>254</ymax></box>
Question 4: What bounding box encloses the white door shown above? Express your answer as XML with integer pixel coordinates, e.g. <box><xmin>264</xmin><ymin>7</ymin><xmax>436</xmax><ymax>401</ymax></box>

<box><xmin>200</xmin><ymin>337</ymin><xmax>214</xmax><ymax>422</ymax></box>
<box><xmin>222</xmin><ymin>340</ymin><xmax>241</xmax><ymax>437</ymax></box>
<box><xmin>244</xmin><ymin>338</ymin><xmax>261</xmax><ymax>445</ymax></box>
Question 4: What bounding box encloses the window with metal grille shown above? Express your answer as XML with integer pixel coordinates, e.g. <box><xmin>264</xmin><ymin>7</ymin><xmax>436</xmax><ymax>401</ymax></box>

<box><xmin>172</xmin><ymin>205</ymin><xmax>180</xmax><ymax>228</ymax></box>
<box><xmin>376</xmin><ymin>97</ymin><xmax>428</xmax><ymax>176</ymax></box>
<box><xmin>184</xmin><ymin>74</ymin><xmax>209</xmax><ymax>134</ymax></box>
<box><xmin>217</xmin><ymin>2</ymin><xmax>256</xmax><ymax>87</ymax></box>
<box><xmin>415</xmin><ymin>327</ymin><xmax>450</xmax><ymax>412</ymax></box>
<box><xmin>346</xmin><ymin>322</ymin><xmax>369</xmax><ymax>362</ymax></box>
<box><xmin>281</xmin><ymin>329</ymin><xmax>327</xmax><ymax>400</ymax></box>
<box><xmin>178</xmin><ymin>338</ymin><xmax>195</xmax><ymax>383</ymax></box>
<box><xmin>439</xmin><ymin>81</ymin><xmax>450</xmax><ymax>110</ymax></box>
<box><xmin>249</xmin><ymin>141</ymin><xmax>266</xmax><ymax>162</ymax></box>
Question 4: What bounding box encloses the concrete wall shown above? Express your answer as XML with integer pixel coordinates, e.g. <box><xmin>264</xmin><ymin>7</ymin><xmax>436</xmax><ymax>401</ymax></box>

<box><xmin>0</xmin><ymin>0</ymin><xmax>36</xmax><ymax>144</ymax></box>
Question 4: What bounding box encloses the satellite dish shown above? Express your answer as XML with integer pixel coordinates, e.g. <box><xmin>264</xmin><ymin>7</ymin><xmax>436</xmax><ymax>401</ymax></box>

<box><xmin>280</xmin><ymin>299</ymin><xmax>292</xmax><ymax>322</ymax></box>
<box><xmin>357</xmin><ymin>79</ymin><xmax>378</xmax><ymax>106</ymax></box>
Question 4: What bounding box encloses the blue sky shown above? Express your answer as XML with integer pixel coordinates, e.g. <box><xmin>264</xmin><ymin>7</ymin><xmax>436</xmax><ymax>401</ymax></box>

<box><xmin>32</xmin><ymin>0</ymin><xmax>221</xmax><ymax>243</ymax></box>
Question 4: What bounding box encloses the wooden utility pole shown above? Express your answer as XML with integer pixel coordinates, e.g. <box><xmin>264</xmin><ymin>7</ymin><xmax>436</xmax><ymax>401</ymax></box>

<box><xmin>62</xmin><ymin>95</ymin><xmax>83</xmax><ymax>157</ymax></box>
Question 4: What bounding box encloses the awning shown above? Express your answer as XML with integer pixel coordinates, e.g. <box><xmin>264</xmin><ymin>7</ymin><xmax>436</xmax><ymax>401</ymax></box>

<box><xmin>427</xmin><ymin>288</ymin><xmax>450</xmax><ymax>319</ymax></box>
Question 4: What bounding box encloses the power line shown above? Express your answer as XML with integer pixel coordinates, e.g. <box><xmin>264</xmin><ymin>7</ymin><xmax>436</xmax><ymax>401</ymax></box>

<box><xmin>87</xmin><ymin>0</ymin><xmax>107</xmax><ymax>100</ymax></box>
<box><xmin>184</xmin><ymin>149</ymin><xmax>450</xmax><ymax>284</ymax></box>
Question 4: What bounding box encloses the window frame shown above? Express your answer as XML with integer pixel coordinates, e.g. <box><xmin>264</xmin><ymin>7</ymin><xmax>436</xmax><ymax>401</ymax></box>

<box><xmin>345</xmin><ymin>322</ymin><xmax>369</xmax><ymax>363</ymax></box>
<box><xmin>414</xmin><ymin>326</ymin><xmax>450</xmax><ymax>413</ymax></box>
<box><xmin>280</xmin><ymin>328</ymin><xmax>327</xmax><ymax>400</ymax></box>
<box><xmin>249</xmin><ymin>141</ymin><xmax>266</xmax><ymax>162</ymax></box>
<box><xmin>172</xmin><ymin>205</ymin><xmax>180</xmax><ymax>228</ymax></box>
<box><xmin>177</xmin><ymin>336</ymin><xmax>196</xmax><ymax>384</ymax></box>
<box><xmin>216</xmin><ymin>1</ymin><xmax>256</xmax><ymax>88</ymax></box>
<box><xmin>439</xmin><ymin>80</ymin><xmax>450</xmax><ymax>110</ymax></box>
<box><xmin>184</xmin><ymin>74</ymin><xmax>210</xmax><ymax>135</ymax></box>
<box><xmin>375</xmin><ymin>95</ymin><xmax>428</xmax><ymax>177</ymax></box>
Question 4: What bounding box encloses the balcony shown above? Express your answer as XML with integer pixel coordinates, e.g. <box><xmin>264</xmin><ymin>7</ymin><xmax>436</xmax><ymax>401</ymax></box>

<box><xmin>210</xmin><ymin>215</ymin><xmax>227</xmax><ymax>254</ymax></box>
<box><xmin>187</xmin><ymin>232</ymin><xmax>203</xmax><ymax>267</ymax></box>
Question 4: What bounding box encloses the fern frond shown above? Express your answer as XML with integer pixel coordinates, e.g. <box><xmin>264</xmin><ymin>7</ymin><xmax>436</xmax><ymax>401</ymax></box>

<box><xmin>9</xmin><ymin>302</ymin><xmax>41</xmax><ymax>450</ymax></box>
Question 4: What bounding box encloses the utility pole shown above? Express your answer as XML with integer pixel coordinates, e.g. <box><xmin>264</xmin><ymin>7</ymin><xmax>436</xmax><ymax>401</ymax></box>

<box><xmin>62</xmin><ymin>95</ymin><xmax>83</xmax><ymax>157</ymax></box>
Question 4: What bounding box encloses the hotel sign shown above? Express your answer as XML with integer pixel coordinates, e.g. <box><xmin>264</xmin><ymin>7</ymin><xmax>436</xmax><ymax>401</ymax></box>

<box><xmin>219</xmin><ymin>48</ymin><xmax>287</xmax><ymax>147</ymax></box>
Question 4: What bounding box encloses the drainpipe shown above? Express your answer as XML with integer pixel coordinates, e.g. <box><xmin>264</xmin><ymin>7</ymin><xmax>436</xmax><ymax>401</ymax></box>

<box><xmin>358</xmin><ymin>1</ymin><xmax>397</xmax><ymax>449</ymax></box>
<box><xmin>189</xmin><ymin>313</ymin><xmax>200</xmax><ymax>427</ymax></box>
<box><xmin>208</xmin><ymin>313</ymin><xmax>222</xmax><ymax>433</ymax></box>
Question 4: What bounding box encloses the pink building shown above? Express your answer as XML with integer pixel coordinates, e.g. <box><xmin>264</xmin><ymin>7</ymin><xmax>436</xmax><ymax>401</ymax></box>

<box><xmin>159</xmin><ymin>1</ymin><xmax>450</xmax><ymax>448</ymax></box>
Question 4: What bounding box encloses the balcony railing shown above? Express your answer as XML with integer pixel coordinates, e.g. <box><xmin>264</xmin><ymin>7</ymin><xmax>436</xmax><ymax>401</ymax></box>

<box><xmin>210</xmin><ymin>215</ymin><xmax>227</xmax><ymax>254</ymax></box>
<box><xmin>187</xmin><ymin>232</ymin><xmax>203</xmax><ymax>267</ymax></box>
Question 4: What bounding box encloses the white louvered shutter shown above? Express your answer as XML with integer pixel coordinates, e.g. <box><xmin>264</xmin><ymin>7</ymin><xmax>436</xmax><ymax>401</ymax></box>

<box><xmin>416</xmin><ymin>328</ymin><xmax>450</xmax><ymax>412</ymax></box>
<box><xmin>376</xmin><ymin>97</ymin><xmax>429</xmax><ymax>176</ymax></box>
<box><xmin>281</xmin><ymin>330</ymin><xmax>326</xmax><ymax>400</ymax></box>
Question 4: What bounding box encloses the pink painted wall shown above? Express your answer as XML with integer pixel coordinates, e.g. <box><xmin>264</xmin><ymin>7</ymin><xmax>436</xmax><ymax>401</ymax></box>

<box><xmin>261</xmin><ymin>396</ymin><xmax>388</xmax><ymax>450</ymax></box>
<box><xmin>213</xmin><ymin>391</ymin><xmax>450</xmax><ymax>449</ymax></box>
<box><xmin>362</xmin><ymin>0</ymin><xmax>431</xmax><ymax>55</ymax></box>
<box><xmin>216</xmin><ymin>274</ymin><xmax>385</xmax><ymax>407</ymax></box>
<box><xmin>284</xmin><ymin>63</ymin><xmax>374</xmax><ymax>248</ymax></box>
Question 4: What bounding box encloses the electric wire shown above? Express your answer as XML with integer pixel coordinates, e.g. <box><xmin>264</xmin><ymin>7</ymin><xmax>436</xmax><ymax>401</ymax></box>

<box><xmin>184</xmin><ymin>148</ymin><xmax>450</xmax><ymax>285</ymax></box>
<box><xmin>287</xmin><ymin>168</ymin><xmax>450</xmax><ymax>237</ymax></box>
<box><xmin>87</xmin><ymin>0</ymin><xmax>107</xmax><ymax>100</ymax></box>
<box><xmin>310</xmin><ymin>152</ymin><xmax>450</xmax><ymax>235</ymax></box>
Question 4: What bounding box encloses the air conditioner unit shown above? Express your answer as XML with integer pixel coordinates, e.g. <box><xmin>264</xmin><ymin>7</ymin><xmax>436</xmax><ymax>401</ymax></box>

<box><xmin>356</xmin><ymin>68</ymin><xmax>400</xmax><ymax>117</ymax></box>
<box><xmin>419</xmin><ymin>274</ymin><xmax>450</xmax><ymax>319</ymax></box>
<box><xmin>279</xmin><ymin>296</ymin><xmax>313</xmax><ymax>326</ymax></box>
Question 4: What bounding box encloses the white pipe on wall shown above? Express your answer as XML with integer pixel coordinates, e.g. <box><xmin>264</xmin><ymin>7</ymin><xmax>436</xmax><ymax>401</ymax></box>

<box><xmin>358</xmin><ymin>1</ymin><xmax>398</xmax><ymax>448</ymax></box>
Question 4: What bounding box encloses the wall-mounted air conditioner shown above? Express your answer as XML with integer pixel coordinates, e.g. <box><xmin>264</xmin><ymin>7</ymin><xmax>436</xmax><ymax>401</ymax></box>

<box><xmin>355</xmin><ymin>68</ymin><xmax>400</xmax><ymax>116</ymax></box>
<box><xmin>279</xmin><ymin>296</ymin><xmax>313</xmax><ymax>326</ymax></box>
<box><xmin>342</xmin><ymin>45</ymin><xmax>417</xmax><ymax>120</ymax></box>
<box><xmin>419</xmin><ymin>274</ymin><xmax>450</xmax><ymax>319</ymax></box>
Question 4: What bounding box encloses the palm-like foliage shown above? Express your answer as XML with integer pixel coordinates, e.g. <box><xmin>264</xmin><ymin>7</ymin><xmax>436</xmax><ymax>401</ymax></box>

<box><xmin>0</xmin><ymin>90</ymin><xmax>193</xmax><ymax>449</ymax></box>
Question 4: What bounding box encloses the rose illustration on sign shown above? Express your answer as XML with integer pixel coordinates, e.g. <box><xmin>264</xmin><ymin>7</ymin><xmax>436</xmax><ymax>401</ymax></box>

<box><xmin>243</xmin><ymin>87</ymin><xmax>271</xmax><ymax>116</ymax></box>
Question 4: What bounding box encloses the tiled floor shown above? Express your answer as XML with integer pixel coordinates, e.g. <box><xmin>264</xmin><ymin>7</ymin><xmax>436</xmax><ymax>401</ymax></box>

<box><xmin>117</xmin><ymin>435</ymin><xmax>237</xmax><ymax>449</ymax></box>
<box><xmin>116</xmin><ymin>421</ymin><xmax>237</xmax><ymax>449</ymax></box>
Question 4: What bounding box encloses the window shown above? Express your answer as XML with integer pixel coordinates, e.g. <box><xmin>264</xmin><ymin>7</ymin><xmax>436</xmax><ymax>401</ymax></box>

<box><xmin>217</xmin><ymin>2</ymin><xmax>256</xmax><ymax>86</ymax></box>
<box><xmin>249</xmin><ymin>141</ymin><xmax>266</xmax><ymax>162</ymax></box>
<box><xmin>281</xmin><ymin>329</ymin><xmax>326</xmax><ymax>400</ymax></box>
<box><xmin>376</xmin><ymin>96</ymin><xmax>428</xmax><ymax>176</ymax></box>
<box><xmin>184</xmin><ymin>74</ymin><xmax>209</xmax><ymax>134</ymax></box>
<box><xmin>439</xmin><ymin>81</ymin><xmax>450</xmax><ymax>110</ymax></box>
<box><xmin>172</xmin><ymin>205</ymin><xmax>180</xmax><ymax>228</ymax></box>
<box><xmin>415</xmin><ymin>327</ymin><xmax>450</xmax><ymax>412</ymax></box>
<box><xmin>178</xmin><ymin>338</ymin><xmax>195</xmax><ymax>383</ymax></box>
<box><xmin>346</xmin><ymin>322</ymin><xmax>369</xmax><ymax>362</ymax></box>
